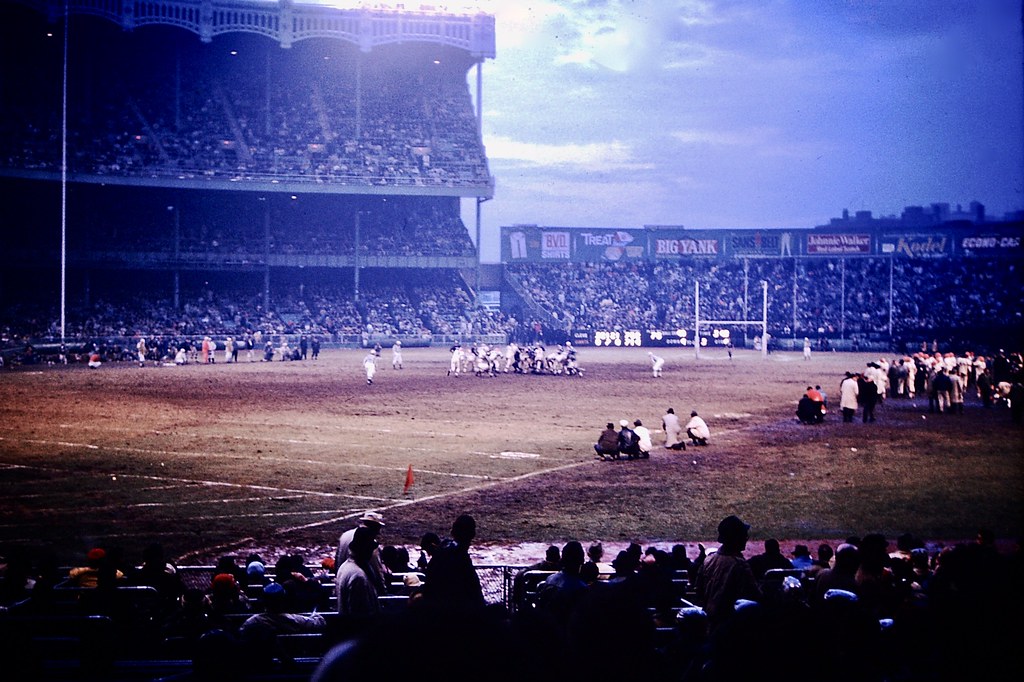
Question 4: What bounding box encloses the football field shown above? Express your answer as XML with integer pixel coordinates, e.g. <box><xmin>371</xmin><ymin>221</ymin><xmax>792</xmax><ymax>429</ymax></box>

<box><xmin>0</xmin><ymin>346</ymin><xmax>1020</xmax><ymax>566</ymax></box>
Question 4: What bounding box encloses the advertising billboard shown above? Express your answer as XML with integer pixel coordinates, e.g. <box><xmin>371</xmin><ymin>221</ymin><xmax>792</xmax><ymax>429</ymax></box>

<box><xmin>651</xmin><ymin>230</ymin><xmax>722</xmax><ymax>258</ymax></box>
<box><xmin>573</xmin><ymin>229</ymin><xmax>647</xmax><ymax>262</ymax></box>
<box><xmin>805</xmin><ymin>233</ymin><xmax>871</xmax><ymax>255</ymax></box>
<box><xmin>879</xmin><ymin>233</ymin><xmax>950</xmax><ymax>258</ymax></box>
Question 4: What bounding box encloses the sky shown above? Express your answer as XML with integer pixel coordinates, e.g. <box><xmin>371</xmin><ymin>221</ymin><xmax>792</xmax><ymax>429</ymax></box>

<box><xmin>450</xmin><ymin>0</ymin><xmax>1024</xmax><ymax>262</ymax></box>
<box><xmin>322</xmin><ymin>1</ymin><xmax>1024</xmax><ymax>263</ymax></box>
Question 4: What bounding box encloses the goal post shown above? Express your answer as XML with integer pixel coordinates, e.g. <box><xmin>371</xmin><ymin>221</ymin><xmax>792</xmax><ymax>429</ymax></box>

<box><xmin>694</xmin><ymin>280</ymin><xmax>769</xmax><ymax>359</ymax></box>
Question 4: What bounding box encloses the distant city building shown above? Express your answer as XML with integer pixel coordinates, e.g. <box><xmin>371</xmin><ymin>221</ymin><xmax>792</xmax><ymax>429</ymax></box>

<box><xmin>821</xmin><ymin>201</ymin><xmax>1022</xmax><ymax>231</ymax></box>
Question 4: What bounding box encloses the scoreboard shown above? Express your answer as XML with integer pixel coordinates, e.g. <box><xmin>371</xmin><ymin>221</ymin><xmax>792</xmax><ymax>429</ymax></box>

<box><xmin>586</xmin><ymin>328</ymin><xmax>734</xmax><ymax>348</ymax></box>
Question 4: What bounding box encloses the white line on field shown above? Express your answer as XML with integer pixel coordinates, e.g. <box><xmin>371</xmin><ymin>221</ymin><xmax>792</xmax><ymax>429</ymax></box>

<box><xmin>278</xmin><ymin>459</ymin><xmax>589</xmax><ymax>534</ymax></box>
<box><xmin>0</xmin><ymin>436</ymin><xmax>490</xmax><ymax>480</ymax></box>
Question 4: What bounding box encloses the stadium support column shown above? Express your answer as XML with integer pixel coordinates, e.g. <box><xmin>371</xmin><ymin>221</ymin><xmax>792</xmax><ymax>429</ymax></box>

<box><xmin>791</xmin><ymin>258</ymin><xmax>798</xmax><ymax>339</ymax></box>
<box><xmin>169</xmin><ymin>204</ymin><xmax>180</xmax><ymax>308</ymax></box>
<box><xmin>888</xmin><ymin>255</ymin><xmax>894</xmax><ymax>338</ymax></box>
<box><xmin>355</xmin><ymin>55</ymin><xmax>362</xmax><ymax>140</ymax></box>
<box><xmin>475</xmin><ymin>196</ymin><xmax>487</xmax><ymax>301</ymax></box>
<box><xmin>60</xmin><ymin>6</ymin><xmax>69</xmax><ymax>341</ymax></box>
<box><xmin>354</xmin><ymin>211</ymin><xmax>361</xmax><ymax>302</ymax></box>
<box><xmin>474</xmin><ymin>61</ymin><xmax>484</xmax><ymax>303</ymax></box>
<box><xmin>761</xmin><ymin>280</ymin><xmax>769</xmax><ymax>359</ymax></box>
<box><xmin>840</xmin><ymin>258</ymin><xmax>846</xmax><ymax>339</ymax></box>
<box><xmin>694</xmin><ymin>279</ymin><xmax>701</xmax><ymax>360</ymax></box>
<box><xmin>742</xmin><ymin>258</ymin><xmax>749</xmax><ymax>345</ymax></box>
<box><xmin>262</xmin><ymin>198</ymin><xmax>270</xmax><ymax>311</ymax></box>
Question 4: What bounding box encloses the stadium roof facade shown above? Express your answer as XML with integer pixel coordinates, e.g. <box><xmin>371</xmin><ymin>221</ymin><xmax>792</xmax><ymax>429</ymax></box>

<box><xmin>15</xmin><ymin>0</ymin><xmax>496</xmax><ymax>55</ymax></box>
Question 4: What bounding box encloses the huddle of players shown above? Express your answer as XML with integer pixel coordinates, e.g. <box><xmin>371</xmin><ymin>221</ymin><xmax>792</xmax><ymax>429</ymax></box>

<box><xmin>448</xmin><ymin>342</ymin><xmax>581</xmax><ymax>377</ymax></box>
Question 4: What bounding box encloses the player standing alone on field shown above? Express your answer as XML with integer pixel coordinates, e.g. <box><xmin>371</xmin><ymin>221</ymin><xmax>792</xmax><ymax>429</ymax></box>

<box><xmin>392</xmin><ymin>341</ymin><xmax>403</xmax><ymax>369</ymax></box>
<box><xmin>803</xmin><ymin>337</ymin><xmax>812</xmax><ymax>360</ymax></box>
<box><xmin>648</xmin><ymin>351</ymin><xmax>664</xmax><ymax>378</ymax></box>
<box><xmin>447</xmin><ymin>344</ymin><xmax>463</xmax><ymax>376</ymax></box>
<box><xmin>136</xmin><ymin>337</ymin><xmax>147</xmax><ymax>367</ymax></box>
<box><xmin>363</xmin><ymin>351</ymin><xmax>378</xmax><ymax>385</ymax></box>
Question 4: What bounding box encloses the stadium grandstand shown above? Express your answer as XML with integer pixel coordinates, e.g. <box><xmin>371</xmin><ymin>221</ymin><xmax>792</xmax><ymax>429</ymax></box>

<box><xmin>0</xmin><ymin>0</ymin><xmax>504</xmax><ymax>358</ymax></box>
<box><xmin>1</xmin><ymin>1</ymin><xmax>1022</xmax><ymax>364</ymax></box>
<box><xmin>500</xmin><ymin>214</ymin><xmax>1024</xmax><ymax>355</ymax></box>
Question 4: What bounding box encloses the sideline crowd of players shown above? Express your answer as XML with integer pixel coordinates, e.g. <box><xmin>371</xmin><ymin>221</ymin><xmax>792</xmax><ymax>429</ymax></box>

<box><xmin>797</xmin><ymin>346</ymin><xmax>1024</xmax><ymax>425</ymax></box>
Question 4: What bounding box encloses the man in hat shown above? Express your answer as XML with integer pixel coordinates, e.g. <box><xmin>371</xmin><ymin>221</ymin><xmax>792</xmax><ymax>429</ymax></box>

<box><xmin>695</xmin><ymin>514</ymin><xmax>760</xmax><ymax>633</ymax></box>
<box><xmin>790</xmin><ymin>544</ymin><xmax>813</xmax><ymax>570</ymax></box>
<box><xmin>594</xmin><ymin>422</ymin><xmax>620</xmax><ymax>460</ymax></box>
<box><xmin>617</xmin><ymin>419</ymin><xmax>641</xmax><ymax>459</ymax></box>
<box><xmin>334</xmin><ymin>526</ymin><xmax>382</xmax><ymax>619</ymax></box>
<box><xmin>840</xmin><ymin>371</ymin><xmax>860</xmax><ymax>422</ymax></box>
<box><xmin>335</xmin><ymin>511</ymin><xmax>389</xmax><ymax>595</ymax></box>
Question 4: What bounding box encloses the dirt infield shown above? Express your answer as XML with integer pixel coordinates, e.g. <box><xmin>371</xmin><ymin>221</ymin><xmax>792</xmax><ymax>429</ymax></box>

<box><xmin>0</xmin><ymin>346</ymin><xmax>1020</xmax><ymax>567</ymax></box>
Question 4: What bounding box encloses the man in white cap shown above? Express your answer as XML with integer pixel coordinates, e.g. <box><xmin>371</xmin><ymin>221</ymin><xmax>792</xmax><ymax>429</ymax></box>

<box><xmin>617</xmin><ymin>419</ymin><xmax>641</xmax><ymax>459</ymax></box>
<box><xmin>335</xmin><ymin>511</ymin><xmax>389</xmax><ymax>595</ymax></box>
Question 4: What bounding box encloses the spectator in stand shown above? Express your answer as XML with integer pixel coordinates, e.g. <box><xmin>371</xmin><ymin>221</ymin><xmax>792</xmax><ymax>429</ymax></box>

<box><xmin>536</xmin><ymin>541</ymin><xmax>588</xmax><ymax>625</ymax></box>
<box><xmin>424</xmin><ymin>513</ymin><xmax>485</xmax><ymax>611</ymax></box>
<box><xmin>203</xmin><ymin>572</ymin><xmax>251</xmax><ymax>623</ymax></box>
<box><xmin>695</xmin><ymin>515</ymin><xmax>761</xmax><ymax>633</ymax></box>
<box><xmin>747</xmin><ymin>539</ymin><xmax>794</xmax><ymax>579</ymax></box>
<box><xmin>238</xmin><ymin>582</ymin><xmax>326</xmax><ymax>660</ymax></box>
<box><xmin>66</xmin><ymin>547</ymin><xmax>124</xmax><ymax>588</ymax></box>
<box><xmin>334</xmin><ymin>511</ymin><xmax>389</xmax><ymax>597</ymax></box>
<box><xmin>807</xmin><ymin>543</ymin><xmax>834</xmax><ymax>578</ymax></box>
<box><xmin>812</xmin><ymin>543</ymin><xmax>860</xmax><ymax>605</ymax></box>
<box><xmin>127</xmin><ymin>543</ymin><xmax>185</xmax><ymax>615</ymax></box>
<box><xmin>274</xmin><ymin>553</ymin><xmax>324</xmax><ymax>613</ymax></box>
<box><xmin>854</xmin><ymin>533</ymin><xmax>900</xmax><ymax>619</ymax></box>
<box><xmin>335</xmin><ymin>526</ymin><xmax>382</xmax><ymax>621</ymax></box>
<box><xmin>511</xmin><ymin>545</ymin><xmax>560</xmax><ymax>608</ymax></box>
<box><xmin>790</xmin><ymin>544</ymin><xmax>813</xmax><ymax>570</ymax></box>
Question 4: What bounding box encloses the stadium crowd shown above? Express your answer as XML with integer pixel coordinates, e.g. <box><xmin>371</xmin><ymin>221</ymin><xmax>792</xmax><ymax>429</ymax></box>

<box><xmin>1</xmin><ymin>513</ymin><xmax>1019</xmax><ymax>681</ymax></box>
<box><xmin>505</xmin><ymin>255</ymin><xmax>1023</xmax><ymax>349</ymax></box>
<box><xmin>0</xmin><ymin>17</ymin><xmax>491</xmax><ymax>190</ymax></box>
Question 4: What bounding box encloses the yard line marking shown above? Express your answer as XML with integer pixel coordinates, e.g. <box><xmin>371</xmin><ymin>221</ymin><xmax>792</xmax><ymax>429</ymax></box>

<box><xmin>0</xmin><ymin>436</ymin><xmax>490</xmax><ymax>479</ymax></box>
<box><xmin>279</xmin><ymin>459</ymin><xmax>589</xmax><ymax>535</ymax></box>
<box><xmin>0</xmin><ymin>460</ymin><xmax>392</xmax><ymax>503</ymax></box>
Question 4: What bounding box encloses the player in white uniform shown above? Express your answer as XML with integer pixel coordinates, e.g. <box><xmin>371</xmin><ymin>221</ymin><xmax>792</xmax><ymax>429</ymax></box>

<box><xmin>136</xmin><ymin>337</ymin><xmax>147</xmax><ymax>367</ymax></box>
<box><xmin>363</xmin><ymin>351</ymin><xmax>378</xmax><ymax>384</ymax></box>
<box><xmin>648</xmin><ymin>351</ymin><xmax>664</xmax><ymax>378</ymax></box>
<box><xmin>391</xmin><ymin>341</ymin><xmax>403</xmax><ymax>369</ymax></box>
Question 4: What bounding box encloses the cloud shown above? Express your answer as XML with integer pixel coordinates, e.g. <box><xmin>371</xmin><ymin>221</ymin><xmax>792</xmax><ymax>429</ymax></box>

<box><xmin>670</xmin><ymin>128</ymin><xmax>767</xmax><ymax>147</ymax></box>
<box><xmin>485</xmin><ymin>135</ymin><xmax>653</xmax><ymax>171</ymax></box>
